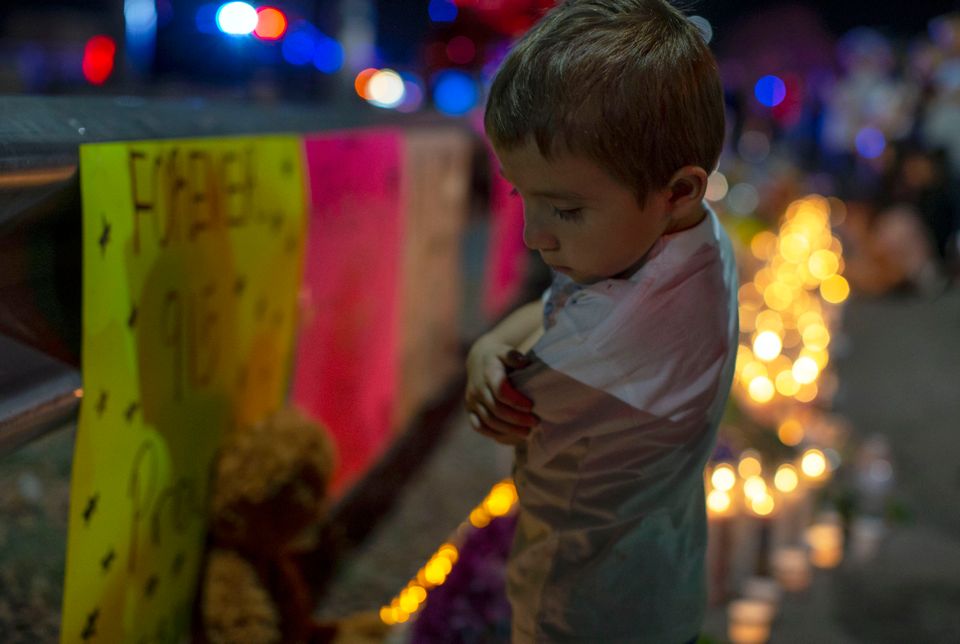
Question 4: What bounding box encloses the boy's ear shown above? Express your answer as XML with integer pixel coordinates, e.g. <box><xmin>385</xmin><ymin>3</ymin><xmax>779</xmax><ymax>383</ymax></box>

<box><xmin>666</xmin><ymin>166</ymin><xmax>708</xmax><ymax>208</ymax></box>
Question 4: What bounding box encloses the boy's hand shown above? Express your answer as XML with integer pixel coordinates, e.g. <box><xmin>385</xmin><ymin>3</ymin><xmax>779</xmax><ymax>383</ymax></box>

<box><xmin>464</xmin><ymin>337</ymin><xmax>538</xmax><ymax>446</ymax></box>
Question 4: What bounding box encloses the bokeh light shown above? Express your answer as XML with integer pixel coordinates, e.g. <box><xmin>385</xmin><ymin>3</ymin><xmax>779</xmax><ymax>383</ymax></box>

<box><xmin>711</xmin><ymin>463</ymin><xmax>737</xmax><ymax>491</ymax></box>
<box><xmin>705</xmin><ymin>171</ymin><xmax>729</xmax><ymax>202</ymax></box>
<box><xmin>82</xmin><ymin>35</ymin><xmax>116</xmax><ymax>85</ymax></box>
<box><xmin>777</xmin><ymin>419</ymin><xmax>804</xmax><ymax>446</ymax></box>
<box><xmin>750</xmin><ymin>494</ymin><xmax>775</xmax><ymax>516</ymax></box>
<box><xmin>396</xmin><ymin>72</ymin><xmax>425</xmax><ymax>113</ymax></box>
<box><xmin>433</xmin><ymin>69</ymin><xmax>478</xmax><ymax>116</ymax></box>
<box><xmin>855</xmin><ymin>127</ymin><xmax>886</xmax><ymax>159</ymax></box>
<box><xmin>253</xmin><ymin>7</ymin><xmax>287</xmax><ymax>40</ymax></box>
<box><xmin>738</xmin><ymin>452</ymin><xmax>762</xmax><ymax>478</ymax></box>
<box><xmin>429</xmin><ymin>0</ymin><xmax>458</xmax><ymax>23</ymax></box>
<box><xmin>792</xmin><ymin>356</ymin><xmax>819</xmax><ymax>384</ymax></box>
<box><xmin>707</xmin><ymin>489</ymin><xmax>731</xmax><ymax>514</ymax></box>
<box><xmin>755</xmin><ymin>75</ymin><xmax>787</xmax><ymax>107</ymax></box>
<box><xmin>774</xmin><ymin>464</ymin><xmax>799</xmax><ymax>492</ymax></box>
<box><xmin>216</xmin><ymin>1</ymin><xmax>258</xmax><ymax>35</ymax></box>
<box><xmin>748</xmin><ymin>376</ymin><xmax>775</xmax><ymax>402</ymax></box>
<box><xmin>820</xmin><ymin>275</ymin><xmax>850</xmax><ymax>303</ymax></box>
<box><xmin>801</xmin><ymin>449</ymin><xmax>827</xmax><ymax>478</ymax></box>
<box><xmin>354</xmin><ymin>67</ymin><xmax>378</xmax><ymax>99</ymax></box>
<box><xmin>743</xmin><ymin>475</ymin><xmax>767</xmax><ymax>501</ymax></box>
<box><xmin>281</xmin><ymin>24</ymin><xmax>314</xmax><ymax>65</ymax></box>
<box><xmin>125</xmin><ymin>0</ymin><xmax>158</xmax><ymax>35</ymax></box>
<box><xmin>367</xmin><ymin>69</ymin><xmax>406</xmax><ymax>108</ymax></box>
<box><xmin>753</xmin><ymin>330</ymin><xmax>783</xmax><ymax>361</ymax></box>
<box><xmin>313</xmin><ymin>35</ymin><xmax>344</xmax><ymax>73</ymax></box>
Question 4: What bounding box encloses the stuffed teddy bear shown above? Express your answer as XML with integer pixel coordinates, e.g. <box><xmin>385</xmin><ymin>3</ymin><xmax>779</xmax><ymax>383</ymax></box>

<box><xmin>195</xmin><ymin>405</ymin><xmax>363</xmax><ymax>644</ymax></box>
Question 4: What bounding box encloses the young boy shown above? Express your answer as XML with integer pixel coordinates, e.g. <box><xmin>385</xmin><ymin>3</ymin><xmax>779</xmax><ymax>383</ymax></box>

<box><xmin>464</xmin><ymin>1</ymin><xmax>738</xmax><ymax>641</ymax></box>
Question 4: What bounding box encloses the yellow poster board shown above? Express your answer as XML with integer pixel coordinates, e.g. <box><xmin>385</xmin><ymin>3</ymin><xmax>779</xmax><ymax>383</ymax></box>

<box><xmin>62</xmin><ymin>136</ymin><xmax>306</xmax><ymax>643</ymax></box>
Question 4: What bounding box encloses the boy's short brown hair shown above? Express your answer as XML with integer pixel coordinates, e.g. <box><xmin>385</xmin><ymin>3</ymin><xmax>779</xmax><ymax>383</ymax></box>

<box><xmin>484</xmin><ymin>0</ymin><xmax>725</xmax><ymax>206</ymax></box>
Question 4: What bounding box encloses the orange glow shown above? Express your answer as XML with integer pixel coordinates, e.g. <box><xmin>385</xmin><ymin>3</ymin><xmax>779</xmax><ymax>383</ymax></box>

<box><xmin>794</xmin><ymin>382</ymin><xmax>818</xmax><ymax>403</ymax></box>
<box><xmin>743</xmin><ymin>475</ymin><xmax>766</xmax><ymax>501</ymax></box>
<box><xmin>750</xmin><ymin>231</ymin><xmax>778</xmax><ymax>260</ymax></box>
<box><xmin>775</xmin><ymin>464</ymin><xmax>799</xmax><ymax>492</ymax></box>
<box><xmin>820</xmin><ymin>275</ymin><xmax>850</xmax><ymax>303</ymax></box>
<box><xmin>748</xmin><ymin>376</ymin><xmax>775</xmax><ymax>403</ymax></box>
<box><xmin>354</xmin><ymin>67</ymin><xmax>378</xmax><ymax>99</ymax></box>
<box><xmin>775</xmin><ymin>369</ymin><xmax>801</xmax><ymax>396</ymax></box>
<box><xmin>750</xmin><ymin>494</ymin><xmax>775</xmax><ymax>516</ymax></box>
<box><xmin>754</xmin><ymin>310</ymin><xmax>784</xmax><ymax>333</ymax></box>
<box><xmin>801</xmin><ymin>449</ymin><xmax>827</xmax><ymax>478</ymax></box>
<box><xmin>753</xmin><ymin>331</ymin><xmax>782</xmax><ymax>361</ymax></box>
<box><xmin>711</xmin><ymin>464</ymin><xmax>737</xmax><ymax>491</ymax></box>
<box><xmin>777</xmin><ymin>419</ymin><xmax>804</xmax><ymax>446</ymax></box>
<box><xmin>707</xmin><ymin>489</ymin><xmax>732</xmax><ymax>514</ymax></box>
<box><xmin>738</xmin><ymin>453</ymin><xmax>762</xmax><ymax>478</ymax></box>
<box><xmin>779</xmin><ymin>233</ymin><xmax>811</xmax><ymax>263</ymax></box>
<box><xmin>254</xmin><ymin>7</ymin><xmax>288</xmax><ymax>40</ymax></box>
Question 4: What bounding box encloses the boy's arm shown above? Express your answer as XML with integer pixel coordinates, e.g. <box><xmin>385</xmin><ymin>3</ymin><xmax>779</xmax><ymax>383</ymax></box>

<box><xmin>465</xmin><ymin>300</ymin><xmax>543</xmax><ymax>445</ymax></box>
<box><xmin>477</xmin><ymin>299</ymin><xmax>543</xmax><ymax>352</ymax></box>
<box><xmin>516</xmin><ymin>322</ymin><xmax>544</xmax><ymax>353</ymax></box>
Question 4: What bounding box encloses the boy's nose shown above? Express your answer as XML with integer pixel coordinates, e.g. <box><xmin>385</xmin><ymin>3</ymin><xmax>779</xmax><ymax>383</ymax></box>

<box><xmin>522</xmin><ymin>214</ymin><xmax>558</xmax><ymax>252</ymax></box>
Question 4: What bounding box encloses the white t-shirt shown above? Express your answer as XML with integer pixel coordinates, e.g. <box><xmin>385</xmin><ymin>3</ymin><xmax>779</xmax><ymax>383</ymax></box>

<box><xmin>506</xmin><ymin>204</ymin><xmax>739</xmax><ymax>643</ymax></box>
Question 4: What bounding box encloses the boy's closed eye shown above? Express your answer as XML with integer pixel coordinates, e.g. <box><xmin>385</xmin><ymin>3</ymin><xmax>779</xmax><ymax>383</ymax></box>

<box><xmin>509</xmin><ymin>187</ymin><xmax>584</xmax><ymax>222</ymax></box>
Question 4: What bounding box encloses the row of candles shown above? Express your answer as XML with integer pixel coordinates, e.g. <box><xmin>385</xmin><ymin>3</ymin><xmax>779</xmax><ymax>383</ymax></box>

<box><xmin>732</xmin><ymin>195</ymin><xmax>849</xmax><ymax>409</ymax></box>
<box><xmin>378</xmin><ymin>480</ymin><xmax>518</xmax><ymax>626</ymax></box>
<box><xmin>721</xmin><ymin>194</ymin><xmax>863</xmax><ymax>643</ymax></box>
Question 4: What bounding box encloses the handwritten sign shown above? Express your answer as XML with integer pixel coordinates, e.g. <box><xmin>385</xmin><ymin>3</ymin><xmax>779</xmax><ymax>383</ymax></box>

<box><xmin>62</xmin><ymin>136</ymin><xmax>305</xmax><ymax>643</ymax></box>
<box><xmin>292</xmin><ymin>130</ymin><xmax>404</xmax><ymax>496</ymax></box>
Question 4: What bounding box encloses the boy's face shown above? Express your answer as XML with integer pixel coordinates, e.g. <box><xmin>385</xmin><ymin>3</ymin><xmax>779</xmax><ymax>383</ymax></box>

<box><xmin>493</xmin><ymin>139</ymin><xmax>672</xmax><ymax>285</ymax></box>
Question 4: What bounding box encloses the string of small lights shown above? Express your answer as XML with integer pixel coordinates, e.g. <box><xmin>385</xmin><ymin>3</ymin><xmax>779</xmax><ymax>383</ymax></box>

<box><xmin>379</xmin><ymin>480</ymin><xmax>518</xmax><ymax>625</ymax></box>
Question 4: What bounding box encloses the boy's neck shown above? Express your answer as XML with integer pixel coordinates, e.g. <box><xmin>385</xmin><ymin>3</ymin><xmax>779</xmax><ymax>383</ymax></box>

<box><xmin>664</xmin><ymin>202</ymin><xmax>707</xmax><ymax>235</ymax></box>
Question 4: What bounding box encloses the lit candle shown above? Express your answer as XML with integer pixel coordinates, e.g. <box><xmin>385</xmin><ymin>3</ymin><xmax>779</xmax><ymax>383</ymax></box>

<box><xmin>727</xmin><ymin>598</ymin><xmax>775</xmax><ymax>644</ymax></box>
<box><xmin>805</xmin><ymin>522</ymin><xmax>843</xmax><ymax>568</ymax></box>
<box><xmin>770</xmin><ymin>545</ymin><xmax>811</xmax><ymax>592</ymax></box>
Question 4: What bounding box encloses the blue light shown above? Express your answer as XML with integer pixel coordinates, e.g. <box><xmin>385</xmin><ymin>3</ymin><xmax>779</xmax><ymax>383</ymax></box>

<box><xmin>282</xmin><ymin>24</ymin><xmax>316</xmax><ymax>65</ymax></box>
<box><xmin>433</xmin><ymin>70</ymin><xmax>478</xmax><ymax>116</ymax></box>
<box><xmin>754</xmin><ymin>75</ymin><xmax>786</xmax><ymax>107</ymax></box>
<box><xmin>125</xmin><ymin>0</ymin><xmax>157</xmax><ymax>35</ymax></box>
<box><xmin>195</xmin><ymin>3</ymin><xmax>219</xmax><ymax>34</ymax></box>
<box><xmin>855</xmin><ymin>127</ymin><xmax>886</xmax><ymax>159</ymax></box>
<box><xmin>313</xmin><ymin>36</ymin><xmax>344</xmax><ymax>74</ymax></box>
<box><xmin>429</xmin><ymin>0</ymin><xmax>458</xmax><ymax>23</ymax></box>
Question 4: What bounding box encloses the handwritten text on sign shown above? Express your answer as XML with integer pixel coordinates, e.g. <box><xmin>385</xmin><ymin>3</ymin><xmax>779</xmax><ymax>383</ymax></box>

<box><xmin>63</xmin><ymin>136</ymin><xmax>305</xmax><ymax>643</ymax></box>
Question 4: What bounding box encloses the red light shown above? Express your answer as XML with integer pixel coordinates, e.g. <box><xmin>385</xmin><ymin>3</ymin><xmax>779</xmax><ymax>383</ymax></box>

<box><xmin>254</xmin><ymin>7</ymin><xmax>287</xmax><ymax>40</ymax></box>
<box><xmin>354</xmin><ymin>67</ymin><xmax>378</xmax><ymax>99</ymax></box>
<box><xmin>82</xmin><ymin>35</ymin><xmax>116</xmax><ymax>85</ymax></box>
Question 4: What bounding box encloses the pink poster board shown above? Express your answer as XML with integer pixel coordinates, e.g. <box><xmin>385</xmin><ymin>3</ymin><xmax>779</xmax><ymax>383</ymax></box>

<box><xmin>471</xmin><ymin>111</ymin><xmax>527</xmax><ymax>322</ymax></box>
<box><xmin>482</xmin><ymin>155</ymin><xmax>527</xmax><ymax>322</ymax></box>
<box><xmin>294</xmin><ymin>130</ymin><xmax>404</xmax><ymax>496</ymax></box>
